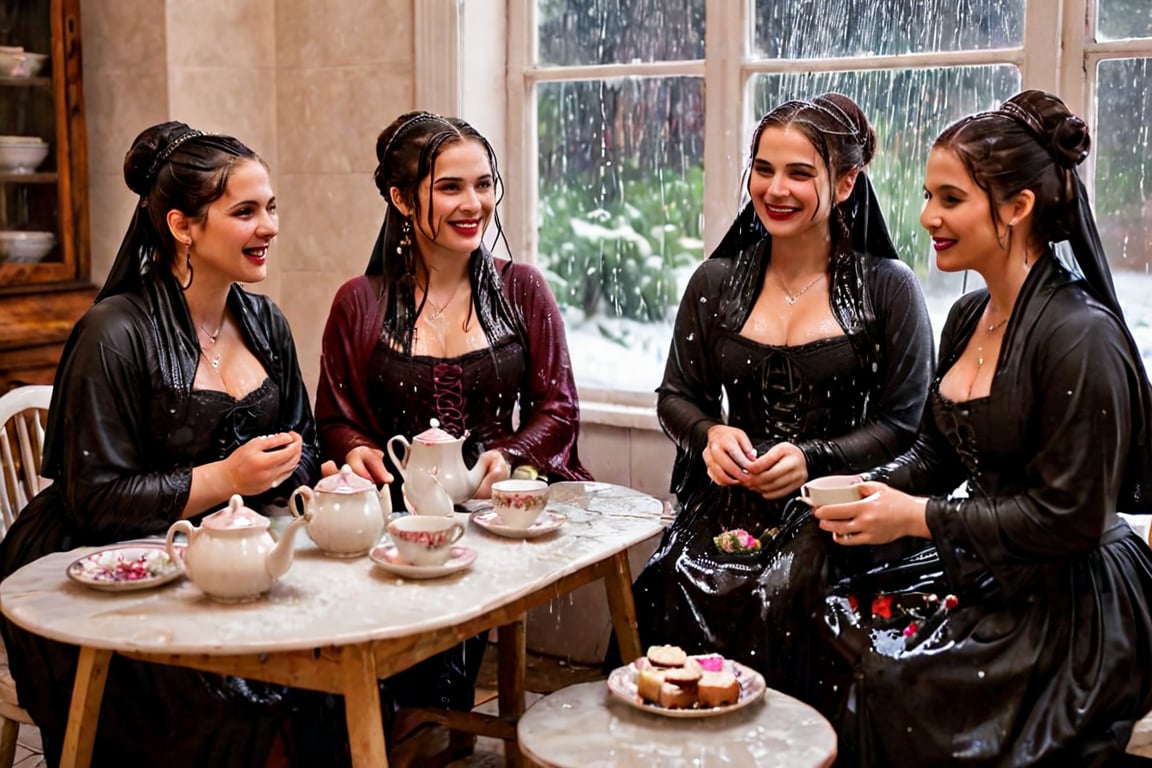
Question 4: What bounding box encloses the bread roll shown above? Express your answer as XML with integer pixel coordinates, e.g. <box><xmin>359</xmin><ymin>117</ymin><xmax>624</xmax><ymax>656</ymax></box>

<box><xmin>698</xmin><ymin>671</ymin><xmax>740</xmax><ymax>707</ymax></box>
<box><xmin>646</xmin><ymin>644</ymin><xmax>688</xmax><ymax>668</ymax></box>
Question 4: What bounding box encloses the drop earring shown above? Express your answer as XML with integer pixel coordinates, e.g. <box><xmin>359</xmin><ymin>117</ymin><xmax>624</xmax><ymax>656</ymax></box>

<box><xmin>180</xmin><ymin>241</ymin><xmax>194</xmax><ymax>290</ymax></box>
<box><xmin>397</xmin><ymin>218</ymin><xmax>412</xmax><ymax>256</ymax></box>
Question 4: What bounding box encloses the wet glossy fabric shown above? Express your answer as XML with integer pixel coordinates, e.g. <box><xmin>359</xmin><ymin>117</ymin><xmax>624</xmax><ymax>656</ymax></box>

<box><xmin>0</xmin><ymin>269</ymin><xmax>327</xmax><ymax>767</ymax></box>
<box><xmin>835</xmin><ymin>255</ymin><xmax>1152</xmax><ymax>766</ymax></box>
<box><xmin>634</xmin><ymin>236</ymin><xmax>934</xmax><ymax>718</ymax></box>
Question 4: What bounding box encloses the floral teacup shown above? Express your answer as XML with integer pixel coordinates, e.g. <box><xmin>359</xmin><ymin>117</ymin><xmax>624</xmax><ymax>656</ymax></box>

<box><xmin>387</xmin><ymin>514</ymin><xmax>465</xmax><ymax>566</ymax></box>
<box><xmin>491</xmin><ymin>479</ymin><xmax>550</xmax><ymax>529</ymax></box>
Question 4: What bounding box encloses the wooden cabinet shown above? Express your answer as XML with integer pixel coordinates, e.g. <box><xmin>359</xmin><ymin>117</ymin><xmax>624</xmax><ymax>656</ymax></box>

<box><xmin>0</xmin><ymin>0</ymin><xmax>93</xmax><ymax>392</ymax></box>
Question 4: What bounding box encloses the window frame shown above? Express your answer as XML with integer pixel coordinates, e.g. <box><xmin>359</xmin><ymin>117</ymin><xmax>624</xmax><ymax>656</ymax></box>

<box><xmin>420</xmin><ymin>0</ymin><xmax>1152</xmax><ymax>413</ymax></box>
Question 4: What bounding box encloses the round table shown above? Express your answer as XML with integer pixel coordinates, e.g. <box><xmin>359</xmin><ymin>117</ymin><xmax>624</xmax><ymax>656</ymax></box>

<box><xmin>517</xmin><ymin>680</ymin><xmax>837</xmax><ymax>767</ymax></box>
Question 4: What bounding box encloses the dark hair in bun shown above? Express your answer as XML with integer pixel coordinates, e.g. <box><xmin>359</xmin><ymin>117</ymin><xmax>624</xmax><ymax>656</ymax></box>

<box><xmin>933</xmin><ymin>89</ymin><xmax>1090</xmax><ymax>245</ymax></box>
<box><xmin>123</xmin><ymin>121</ymin><xmax>264</xmax><ymax>266</ymax></box>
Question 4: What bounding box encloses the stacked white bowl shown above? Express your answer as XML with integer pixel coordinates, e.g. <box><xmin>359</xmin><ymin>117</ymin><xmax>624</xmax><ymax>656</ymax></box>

<box><xmin>0</xmin><ymin>231</ymin><xmax>57</xmax><ymax>264</ymax></box>
<box><xmin>0</xmin><ymin>46</ymin><xmax>48</xmax><ymax>78</ymax></box>
<box><xmin>0</xmin><ymin>136</ymin><xmax>49</xmax><ymax>173</ymax></box>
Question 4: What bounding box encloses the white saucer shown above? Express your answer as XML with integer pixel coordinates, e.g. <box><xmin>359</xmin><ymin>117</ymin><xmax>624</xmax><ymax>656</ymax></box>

<box><xmin>472</xmin><ymin>509</ymin><xmax>567</xmax><ymax>539</ymax></box>
<box><xmin>368</xmin><ymin>544</ymin><xmax>476</xmax><ymax>579</ymax></box>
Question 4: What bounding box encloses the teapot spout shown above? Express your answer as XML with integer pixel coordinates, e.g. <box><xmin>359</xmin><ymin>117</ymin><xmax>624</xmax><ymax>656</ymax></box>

<box><xmin>266</xmin><ymin>513</ymin><xmax>309</xmax><ymax>580</ymax></box>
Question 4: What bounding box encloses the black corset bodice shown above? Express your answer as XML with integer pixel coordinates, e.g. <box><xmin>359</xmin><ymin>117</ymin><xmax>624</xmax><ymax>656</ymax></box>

<box><xmin>721</xmin><ymin>332</ymin><xmax>868</xmax><ymax>446</ymax></box>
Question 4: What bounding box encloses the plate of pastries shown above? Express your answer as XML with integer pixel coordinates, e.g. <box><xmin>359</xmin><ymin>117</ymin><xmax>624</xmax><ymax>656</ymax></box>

<box><xmin>606</xmin><ymin>644</ymin><xmax>767</xmax><ymax>718</ymax></box>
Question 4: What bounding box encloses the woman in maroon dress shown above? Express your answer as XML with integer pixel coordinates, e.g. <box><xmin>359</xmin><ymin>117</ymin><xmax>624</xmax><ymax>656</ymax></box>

<box><xmin>314</xmin><ymin>111</ymin><xmax>591</xmax><ymax>761</ymax></box>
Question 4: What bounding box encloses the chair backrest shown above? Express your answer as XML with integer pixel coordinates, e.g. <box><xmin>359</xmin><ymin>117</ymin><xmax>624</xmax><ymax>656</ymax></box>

<box><xmin>0</xmin><ymin>385</ymin><xmax>52</xmax><ymax>535</ymax></box>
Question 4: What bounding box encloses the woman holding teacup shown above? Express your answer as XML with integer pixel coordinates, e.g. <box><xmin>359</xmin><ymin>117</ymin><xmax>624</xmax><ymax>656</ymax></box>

<box><xmin>314</xmin><ymin>111</ymin><xmax>591</xmax><ymax>763</ymax></box>
<box><xmin>630</xmin><ymin>93</ymin><xmax>935</xmax><ymax>720</ymax></box>
<box><xmin>811</xmin><ymin>90</ymin><xmax>1152</xmax><ymax>765</ymax></box>
<box><xmin>0</xmin><ymin>123</ymin><xmax>332</xmax><ymax>767</ymax></box>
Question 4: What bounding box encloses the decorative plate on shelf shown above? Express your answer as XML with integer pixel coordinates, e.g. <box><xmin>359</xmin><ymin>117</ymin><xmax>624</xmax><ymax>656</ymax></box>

<box><xmin>471</xmin><ymin>509</ymin><xmax>567</xmax><ymax>539</ymax></box>
<box><xmin>66</xmin><ymin>544</ymin><xmax>183</xmax><ymax>592</ymax></box>
<box><xmin>606</xmin><ymin>655</ymin><xmax>767</xmax><ymax>719</ymax></box>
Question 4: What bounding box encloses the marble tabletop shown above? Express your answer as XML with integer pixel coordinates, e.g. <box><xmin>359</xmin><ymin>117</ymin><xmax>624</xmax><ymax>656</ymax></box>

<box><xmin>0</xmin><ymin>481</ymin><xmax>664</xmax><ymax>656</ymax></box>
<box><xmin>517</xmin><ymin>680</ymin><xmax>838</xmax><ymax>768</ymax></box>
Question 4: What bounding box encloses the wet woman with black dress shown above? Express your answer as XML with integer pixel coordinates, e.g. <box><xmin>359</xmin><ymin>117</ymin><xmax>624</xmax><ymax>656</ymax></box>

<box><xmin>813</xmin><ymin>90</ymin><xmax>1152</xmax><ymax>766</ymax></box>
<box><xmin>0</xmin><ymin>122</ymin><xmax>326</xmax><ymax>766</ymax></box>
<box><xmin>631</xmin><ymin>93</ymin><xmax>935</xmax><ymax>719</ymax></box>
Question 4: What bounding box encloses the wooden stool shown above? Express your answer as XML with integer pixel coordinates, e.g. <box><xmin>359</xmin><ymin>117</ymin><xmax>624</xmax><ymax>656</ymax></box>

<box><xmin>517</xmin><ymin>680</ymin><xmax>837</xmax><ymax>767</ymax></box>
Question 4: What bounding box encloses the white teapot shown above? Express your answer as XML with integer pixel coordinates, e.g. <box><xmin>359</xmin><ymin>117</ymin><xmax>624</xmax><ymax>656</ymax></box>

<box><xmin>166</xmin><ymin>494</ymin><xmax>309</xmax><ymax>602</ymax></box>
<box><xmin>387</xmin><ymin>419</ymin><xmax>485</xmax><ymax>507</ymax></box>
<box><xmin>288</xmin><ymin>464</ymin><xmax>391</xmax><ymax>556</ymax></box>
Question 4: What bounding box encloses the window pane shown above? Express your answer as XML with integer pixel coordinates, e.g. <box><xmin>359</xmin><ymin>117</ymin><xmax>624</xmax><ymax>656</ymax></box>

<box><xmin>536</xmin><ymin>78</ymin><xmax>704</xmax><ymax>392</ymax></box>
<box><xmin>1094</xmin><ymin>58</ymin><xmax>1152</xmax><ymax>365</ymax></box>
<box><xmin>751</xmin><ymin>66</ymin><xmax>1021</xmax><ymax>323</ymax></box>
<box><xmin>753</xmin><ymin>0</ymin><xmax>1023</xmax><ymax>58</ymax></box>
<box><xmin>537</xmin><ymin>0</ymin><xmax>704</xmax><ymax>66</ymax></box>
<box><xmin>1097</xmin><ymin>0</ymin><xmax>1152</xmax><ymax>41</ymax></box>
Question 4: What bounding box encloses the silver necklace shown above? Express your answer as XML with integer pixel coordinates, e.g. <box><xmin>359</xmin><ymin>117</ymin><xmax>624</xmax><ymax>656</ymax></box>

<box><xmin>775</xmin><ymin>273</ymin><xmax>825</xmax><ymax>305</ymax></box>
<box><xmin>196</xmin><ymin>314</ymin><xmax>225</xmax><ymax>369</ymax></box>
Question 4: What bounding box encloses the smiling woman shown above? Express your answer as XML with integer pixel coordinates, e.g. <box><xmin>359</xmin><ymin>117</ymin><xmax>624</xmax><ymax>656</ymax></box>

<box><xmin>314</xmin><ymin>110</ymin><xmax>593</xmax><ymax>761</ymax></box>
<box><xmin>0</xmin><ymin>121</ymin><xmax>329</xmax><ymax>766</ymax></box>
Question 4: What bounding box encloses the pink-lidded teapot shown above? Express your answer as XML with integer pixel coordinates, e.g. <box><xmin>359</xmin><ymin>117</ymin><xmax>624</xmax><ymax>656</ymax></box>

<box><xmin>387</xmin><ymin>419</ymin><xmax>484</xmax><ymax>508</ymax></box>
<box><xmin>166</xmin><ymin>494</ymin><xmax>309</xmax><ymax>602</ymax></box>
<box><xmin>288</xmin><ymin>464</ymin><xmax>390</xmax><ymax>557</ymax></box>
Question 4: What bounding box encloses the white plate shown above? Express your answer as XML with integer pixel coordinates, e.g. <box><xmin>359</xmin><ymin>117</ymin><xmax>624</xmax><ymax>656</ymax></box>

<box><xmin>606</xmin><ymin>655</ymin><xmax>767</xmax><ymax>718</ymax></box>
<box><xmin>471</xmin><ymin>509</ymin><xmax>567</xmax><ymax>539</ymax></box>
<box><xmin>66</xmin><ymin>544</ymin><xmax>183</xmax><ymax>592</ymax></box>
<box><xmin>368</xmin><ymin>544</ymin><xmax>476</xmax><ymax>579</ymax></box>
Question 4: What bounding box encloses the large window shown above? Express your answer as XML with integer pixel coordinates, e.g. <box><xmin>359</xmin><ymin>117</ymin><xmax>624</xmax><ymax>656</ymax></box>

<box><xmin>476</xmin><ymin>0</ymin><xmax>1152</xmax><ymax>401</ymax></box>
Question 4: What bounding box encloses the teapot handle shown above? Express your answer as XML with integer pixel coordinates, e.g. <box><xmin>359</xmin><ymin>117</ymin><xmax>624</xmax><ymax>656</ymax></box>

<box><xmin>288</xmin><ymin>486</ymin><xmax>313</xmax><ymax>519</ymax></box>
<box><xmin>386</xmin><ymin>436</ymin><xmax>411</xmax><ymax>480</ymax></box>
<box><xmin>166</xmin><ymin>519</ymin><xmax>194</xmax><ymax>569</ymax></box>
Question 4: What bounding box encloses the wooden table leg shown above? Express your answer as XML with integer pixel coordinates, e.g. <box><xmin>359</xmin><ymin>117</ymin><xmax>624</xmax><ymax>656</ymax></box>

<box><xmin>340</xmin><ymin>643</ymin><xmax>388</xmax><ymax>768</ymax></box>
<box><xmin>59</xmin><ymin>646</ymin><xmax>111</xmax><ymax>768</ymax></box>
<box><xmin>605</xmin><ymin>550</ymin><xmax>642</xmax><ymax>662</ymax></box>
<box><xmin>497</xmin><ymin>618</ymin><xmax>526</xmax><ymax>768</ymax></box>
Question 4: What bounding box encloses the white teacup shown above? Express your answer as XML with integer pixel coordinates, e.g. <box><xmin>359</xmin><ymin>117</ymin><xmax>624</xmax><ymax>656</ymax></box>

<box><xmin>491</xmin><ymin>479</ymin><xmax>550</xmax><ymax>528</ymax></box>
<box><xmin>386</xmin><ymin>515</ymin><xmax>465</xmax><ymax>566</ymax></box>
<box><xmin>801</xmin><ymin>474</ymin><xmax>864</xmax><ymax>506</ymax></box>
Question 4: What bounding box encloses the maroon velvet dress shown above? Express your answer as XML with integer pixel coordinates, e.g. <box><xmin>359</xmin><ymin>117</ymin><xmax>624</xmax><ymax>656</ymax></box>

<box><xmin>315</xmin><ymin>253</ymin><xmax>590</xmax><ymax>712</ymax></box>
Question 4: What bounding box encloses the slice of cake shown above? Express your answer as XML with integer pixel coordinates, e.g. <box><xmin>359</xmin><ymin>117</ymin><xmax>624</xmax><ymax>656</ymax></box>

<box><xmin>698</xmin><ymin>670</ymin><xmax>740</xmax><ymax>707</ymax></box>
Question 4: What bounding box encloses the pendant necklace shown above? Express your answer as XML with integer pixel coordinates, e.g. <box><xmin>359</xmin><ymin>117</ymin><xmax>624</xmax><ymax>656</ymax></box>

<box><xmin>422</xmin><ymin>285</ymin><xmax>462</xmax><ymax>326</ymax></box>
<box><xmin>776</xmin><ymin>273</ymin><xmax>824</xmax><ymax>305</ymax></box>
<box><xmin>975</xmin><ymin>317</ymin><xmax>1009</xmax><ymax>367</ymax></box>
<box><xmin>196</xmin><ymin>312</ymin><xmax>226</xmax><ymax>370</ymax></box>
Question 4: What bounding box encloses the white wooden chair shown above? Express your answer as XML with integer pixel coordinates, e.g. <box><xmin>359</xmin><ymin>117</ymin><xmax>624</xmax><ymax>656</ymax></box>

<box><xmin>0</xmin><ymin>384</ymin><xmax>51</xmax><ymax>768</ymax></box>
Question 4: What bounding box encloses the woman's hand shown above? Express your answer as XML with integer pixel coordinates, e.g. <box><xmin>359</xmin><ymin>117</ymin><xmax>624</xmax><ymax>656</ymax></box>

<box><xmin>743</xmin><ymin>442</ymin><xmax>807</xmax><ymax>499</ymax></box>
<box><xmin>472</xmin><ymin>449</ymin><xmax>512</xmax><ymax>499</ymax></box>
<box><xmin>810</xmin><ymin>480</ymin><xmax>931</xmax><ymax>545</ymax></box>
<box><xmin>223</xmin><ymin>432</ymin><xmax>304</xmax><ymax>496</ymax></box>
<box><xmin>343</xmin><ymin>445</ymin><xmax>393</xmax><ymax>485</ymax></box>
<box><xmin>704</xmin><ymin>425</ymin><xmax>758</xmax><ymax>486</ymax></box>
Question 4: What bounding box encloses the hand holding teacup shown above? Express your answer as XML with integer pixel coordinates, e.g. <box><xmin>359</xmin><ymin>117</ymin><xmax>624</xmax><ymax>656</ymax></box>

<box><xmin>806</xmin><ymin>477</ymin><xmax>932</xmax><ymax>545</ymax></box>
